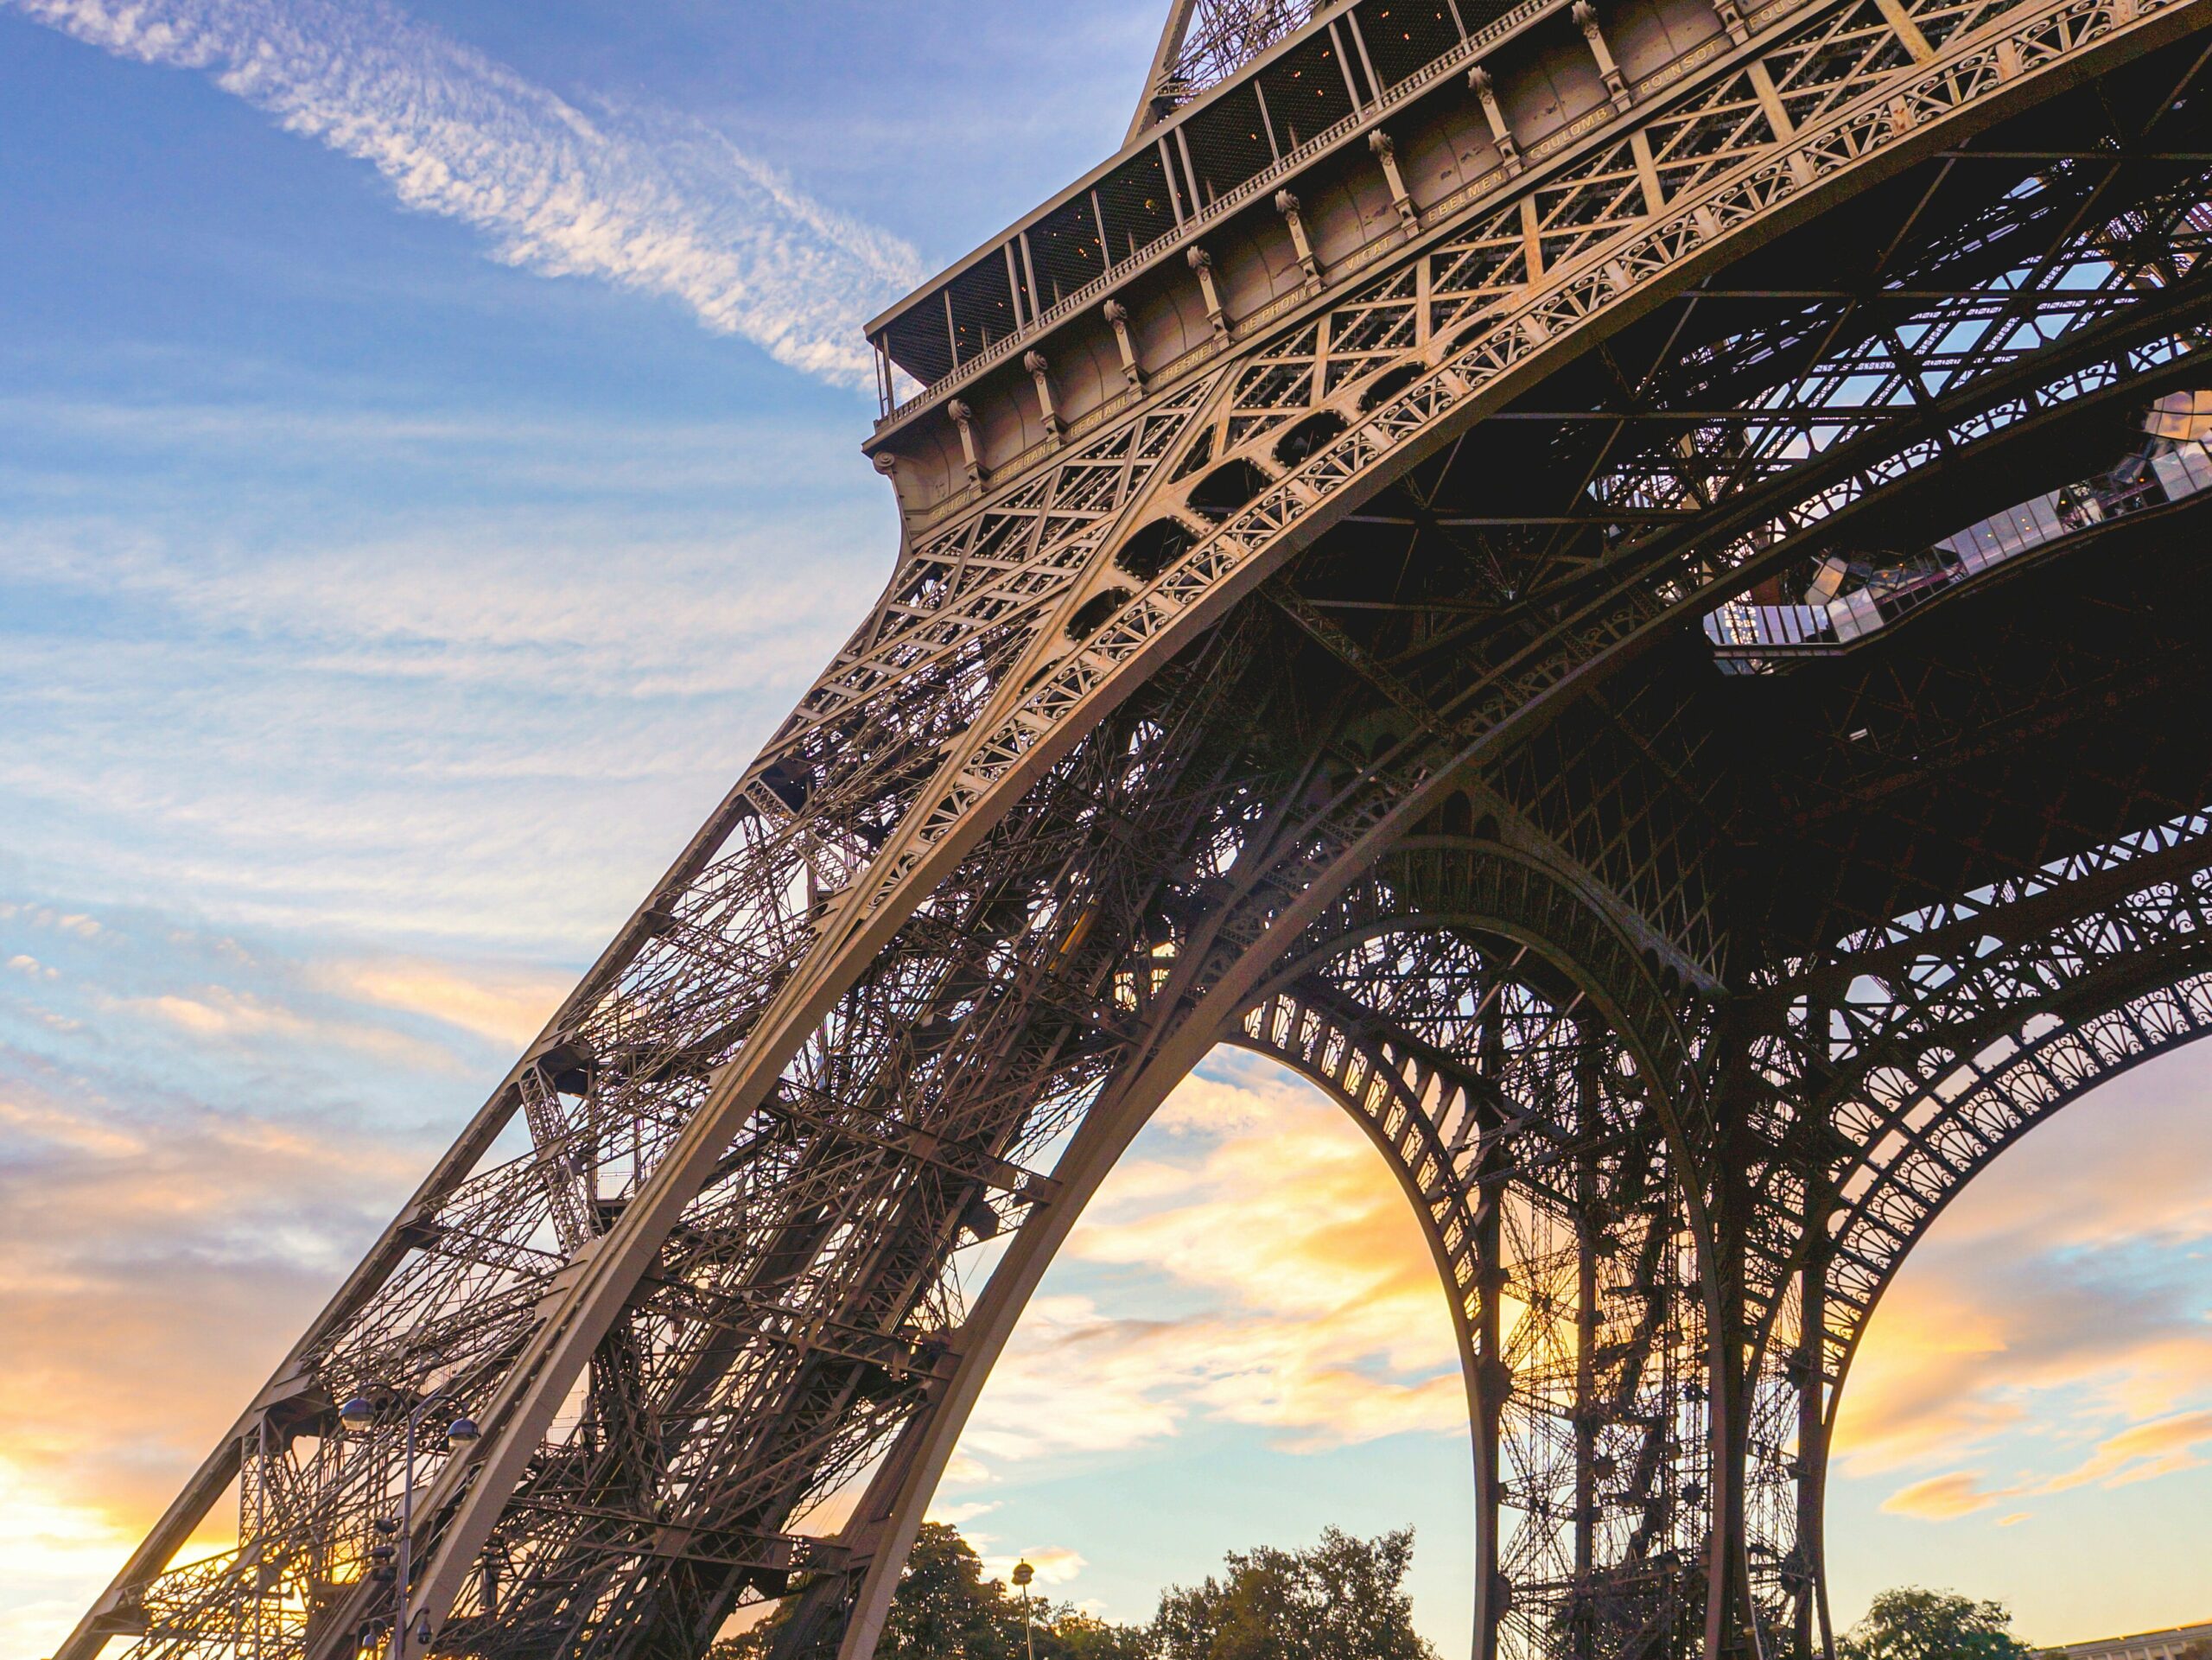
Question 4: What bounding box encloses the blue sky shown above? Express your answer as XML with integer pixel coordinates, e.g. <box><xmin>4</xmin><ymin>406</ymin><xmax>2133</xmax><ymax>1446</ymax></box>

<box><xmin>0</xmin><ymin>1</ymin><xmax>2208</xmax><ymax>1653</ymax></box>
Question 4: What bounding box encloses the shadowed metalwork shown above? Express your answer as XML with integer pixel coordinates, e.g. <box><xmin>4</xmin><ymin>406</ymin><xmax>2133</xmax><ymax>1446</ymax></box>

<box><xmin>59</xmin><ymin>0</ymin><xmax>2212</xmax><ymax>1657</ymax></box>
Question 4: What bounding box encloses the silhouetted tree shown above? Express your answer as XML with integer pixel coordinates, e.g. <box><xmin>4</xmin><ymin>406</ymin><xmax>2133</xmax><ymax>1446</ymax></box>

<box><xmin>1840</xmin><ymin>1587</ymin><xmax>2035</xmax><ymax>1660</ymax></box>
<box><xmin>1149</xmin><ymin>1526</ymin><xmax>1436</xmax><ymax>1660</ymax></box>
<box><xmin>713</xmin><ymin>1523</ymin><xmax>1151</xmax><ymax>1660</ymax></box>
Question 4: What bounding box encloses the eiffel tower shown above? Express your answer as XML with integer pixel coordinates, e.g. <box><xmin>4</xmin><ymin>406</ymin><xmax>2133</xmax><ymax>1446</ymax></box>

<box><xmin>58</xmin><ymin>0</ymin><xmax>2212</xmax><ymax>1655</ymax></box>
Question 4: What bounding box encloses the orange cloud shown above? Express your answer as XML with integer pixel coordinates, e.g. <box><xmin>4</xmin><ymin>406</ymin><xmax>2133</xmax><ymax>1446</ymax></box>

<box><xmin>106</xmin><ymin>981</ymin><xmax>466</xmax><ymax>1074</ymax></box>
<box><xmin>1879</xmin><ymin>1471</ymin><xmax>2012</xmax><ymax>1520</ymax></box>
<box><xmin>2037</xmin><ymin>1410</ymin><xmax>2212</xmax><ymax>1493</ymax></box>
<box><xmin>0</xmin><ymin>1066</ymin><xmax>418</xmax><ymax>1542</ymax></box>
<box><xmin>953</xmin><ymin>1059</ymin><xmax>1465</xmax><ymax>1481</ymax></box>
<box><xmin>976</xmin><ymin>1544</ymin><xmax>1087</xmax><ymax>1589</ymax></box>
<box><xmin>1834</xmin><ymin>1053</ymin><xmax>2212</xmax><ymax>1486</ymax></box>
<box><xmin>319</xmin><ymin>957</ymin><xmax>570</xmax><ymax>1049</ymax></box>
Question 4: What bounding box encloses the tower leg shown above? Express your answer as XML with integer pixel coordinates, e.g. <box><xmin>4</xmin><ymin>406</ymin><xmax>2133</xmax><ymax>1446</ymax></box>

<box><xmin>1572</xmin><ymin>1034</ymin><xmax>1603</xmax><ymax>1660</ymax></box>
<box><xmin>1473</xmin><ymin>977</ymin><xmax>1508</xmax><ymax>1660</ymax></box>
<box><xmin>1705</xmin><ymin>1013</ymin><xmax>1755</xmax><ymax>1660</ymax></box>
<box><xmin>1795</xmin><ymin>1247</ymin><xmax>1835</xmax><ymax>1660</ymax></box>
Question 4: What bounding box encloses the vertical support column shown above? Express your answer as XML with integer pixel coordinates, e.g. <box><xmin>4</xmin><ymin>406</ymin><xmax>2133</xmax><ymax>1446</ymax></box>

<box><xmin>1571</xmin><ymin>1029</ymin><xmax>1604</xmax><ymax>1660</ymax></box>
<box><xmin>1019</xmin><ymin>232</ymin><xmax>1045</xmax><ymax>319</ymax></box>
<box><xmin>1023</xmin><ymin>352</ymin><xmax>1063</xmax><ymax>443</ymax></box>
<box><xmin>1520</xmin><ymin>197</ymin><xmax>1546</xmax><ymax>287</ymax></box>
<box><xmin>1744</xmin><ymin>54</ymin><xmax>1815</xmax><ymax>184</ymax></box>
<box><xmin>1369</xmin><ymin>130</ymin><xmax>1421</xmax><ymax>234</ymax></box>
<box><xmin>1175</xmin><ymin>124</ymin><xmax>1205</xmax><ymax>213</ymax></box>
<box><xmin>946</xmin><ymin>399</ymin><xmax>986</xmax><ymax>489</ymax></box>
<box><xmin>1473</xmin><ymin>972</ymin><xmax>1510</xmax><ymax>1660</ymax></box>
<box><xmin>1158</xmin><ymin>137</ymin><xmax>1188</xmax><ymax>223</ymax></box>
<box><xmin>1275</xmin><ymin>190</ymin><xmax>1323</xmax><ymax>294</ymax></box>
<box><xmin>1573</xmin><ymin>2</ymin><xmax>1634</xmax><ymax>114</ymax></box>
<box><xmin>1704</xmin><ymin>1000</ymin><xmax>1756</xmax><ymax>1660</ymax></box>
<box><xmin>1793</xmin><ymin>1024</ymin><xmax>1838</xmax><ymax>1660</ymax></box>
<box><xmin>1793</xmin><ymin>1245</ymin><xmax>1832</xmax><ymax>1660</ymax></box>
<box><xmin>1469</xmin><ymin>67</ymin><xmax>1522</xmax><ymax>176</ymax></box>
<box><xmin>872</xmin><ymin>335</ymin><xmax>894</xmax><ymax>418</ymax></box>
<box><xmin>1187</xmin><ymin>246</ymin><xmax>1230</xmax><ymax>343</ymax></box>
<box><xmin>1629</xmin><ymin>129</ymin><xmax>1667</xmax><ymax>216</ymax></box>
<box><xmin>1343</xmin><ymin>10</ymin><xmax>1385</xmax><ymax>105</ymax></box>
<box><xmin>1330</xmin><ymin>18</ymin><xmax>1370</xmax><ymax>108</ymax></box>
<box><xmin>1004</xmin><ymin>243</ymin><xmax>1030</xmax><ymax>329</ymax></box>
<box><xmin>1254</xmin><ymin>80</ymin><xmax>1284</xmax><ymax>162</ymax></box>
<box><xmin>1103</xmin><ymin>300</ymin><xmax>1146</xmax><ymax>390</ymax></box>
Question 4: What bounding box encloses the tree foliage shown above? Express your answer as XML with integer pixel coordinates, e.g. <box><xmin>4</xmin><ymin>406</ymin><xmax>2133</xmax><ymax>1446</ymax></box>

<box><xmin>712</xmin><ymin>1523</ymin><xmax>1149</xmax><ymax>1660</ymax></box>
<box><xmin>1840</xmin><ymin>1587</ymin><xmax>2035</xmax><ymax>1660</ymax></box>
<box><xmin>1150</xmin><ymin>1526</ymin><xmax>1437</xmax><ymax>1660</ymax></box>
<box><xmin>710</xmin><ymin>1522</ymin><xmax>1433</xmax><ymax>1660</ymax></box>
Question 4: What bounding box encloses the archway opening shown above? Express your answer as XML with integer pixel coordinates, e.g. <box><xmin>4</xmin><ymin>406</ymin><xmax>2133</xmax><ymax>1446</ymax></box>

<box><xmin>1823</xmin><ymin>1044</ymin><xmax>2212</xmax><ymax>1649</ymax></box>
<box><xmin>1186</xmin><ymin>460</ymin><xmax>1272</xmax><ymax>524</ymax></box>
<box><xmin>1116</xmin><ymin>518</ymin><xmax>1196</xmax><ymax>583</ymax></box>
<box><xmin>1359</xmin><ymin>363</ymin><xmax>1424</xmax><ymax>412</ymax></box>
<box><xmin>1065</xmin><ymin>587</ymin><xmax>1132</xmax><ymax>640</ymax></box>
<box><xmin>1274</xmin><ymin>411</ymin><xmax>1349</xmax><ymax>468</ymax></box>
<box><xmin>937</xmin><ymin>1048</ymin><xmax>1478</xmax><ymax>1652</ymax></box>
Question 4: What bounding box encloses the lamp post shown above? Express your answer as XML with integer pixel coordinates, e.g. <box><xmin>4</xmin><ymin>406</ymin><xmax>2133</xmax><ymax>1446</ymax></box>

<box><xmin>1012</xmin><ymin>1559</ymin><xmax>1035</xmax><ymax>1660</ymax></box>
<box><xmin>340</xmin><ymin>1389</ymin><xmax>479</xmax><ymax>1660</ymax></box>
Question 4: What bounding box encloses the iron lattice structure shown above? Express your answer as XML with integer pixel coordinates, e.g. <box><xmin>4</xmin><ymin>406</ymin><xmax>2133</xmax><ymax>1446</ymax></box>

<box><xmin>59</xmin><ymin>0</ymin><xmax>2212</xmax><ymax>1657</ymax></box>
<box><xmin>1130</xmin><ymin>0</ymin><xmax>1327</xmax><ymax>136</ymax></box>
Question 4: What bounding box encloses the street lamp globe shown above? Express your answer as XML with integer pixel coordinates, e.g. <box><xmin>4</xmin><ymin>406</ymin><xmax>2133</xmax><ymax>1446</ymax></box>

<box><xmin>446</xmin><ymin>1417</ymin><xmax>480</xmax><ymax>1449</ymax></box>
<box><xmin>340</xmin><ymin>1396</ymin><xmax>377</xmax><ymax>1434</ymax></box>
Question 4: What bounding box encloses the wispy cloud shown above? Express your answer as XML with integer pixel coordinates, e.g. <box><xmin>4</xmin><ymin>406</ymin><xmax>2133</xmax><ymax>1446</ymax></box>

<box><xmin>0</xmin><ymin>887</ymin><xmax>593</xmax><ymax>1654</ymax></box>
<box><xmin>950</xmin><ymin>1058</ymin><xmax>1465</xmax><ymax>1485</ymax></box>
<box><xmin>1870</xmin><ymin>1412</ymin><xmax>2212</xmax><ymax>1526</ymax></box>
<box><xmin>1882</xmin><ymin>1471</ymin><xmax>2007</xmax><ymax>1520</ymax></box>
<box><xmin>5</xmin><ymin>0</ymin><xmax>927</xmax><ymax>384</ymax></box>
<box><xmin>2037</xmin><ymin>1410</ymin><xmax>2212</xmax><ymax>1492</ymax></box>
<box><xmin>0</xmin><ymin>1059</ymin><xmax>416</xmax><ymax>1521</ymax></box>
<box><xmin>320</xmin><ymin>956</ymin><xmax>569</xmax><ymax>1049</ymax></box>
<box><xmin>1832</xmin><ymin>1053</ymin><xmax>2212</xmax><ymax>1549</ymax></box>
<box><xmin>0</xmin><ymin>378</ymin><xmax>892</xmax><ymax>947</ymax></box>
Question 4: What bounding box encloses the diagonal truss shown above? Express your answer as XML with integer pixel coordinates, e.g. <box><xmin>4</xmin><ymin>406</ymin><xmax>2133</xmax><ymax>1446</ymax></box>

<box><xmin>1130</xmin><ymin>0</ymin><xmax>1328</xmax><ymax>139</ymax></box>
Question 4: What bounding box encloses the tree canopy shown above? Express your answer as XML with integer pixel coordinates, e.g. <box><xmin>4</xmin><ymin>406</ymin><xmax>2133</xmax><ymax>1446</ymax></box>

<box><xmin>713</xmin><ymin>1523</ymin><xmax>1149</xmax><ymax>1660</ymax></box>
<box><xmin>712</xmin><ymin>1521</ymin><xmax>1433</xmax><ymax>1660</ymax></box>
<box><xmin>1151</xmin><ymin>1525</ymin><xmax>1436</xmax><ymax>1660</ymax></box>
<box><xmin>1840</xmin><ymin>1587</ymin><xmax>2036</xmax><ymax>1660</ymax></box>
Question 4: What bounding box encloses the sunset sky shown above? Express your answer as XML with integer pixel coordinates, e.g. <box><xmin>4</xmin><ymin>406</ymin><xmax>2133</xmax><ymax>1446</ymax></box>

<box><xmin>1</xmin><ymin>1</ymin><xmax>2209</xmax><ymax>1654</ymax></box>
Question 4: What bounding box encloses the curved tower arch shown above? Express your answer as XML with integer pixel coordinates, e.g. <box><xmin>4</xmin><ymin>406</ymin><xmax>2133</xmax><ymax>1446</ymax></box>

<box><xmin>1727</xmin><ymin>830</ymin><xmax>2212</xmax><ymax>1638</ymax></box>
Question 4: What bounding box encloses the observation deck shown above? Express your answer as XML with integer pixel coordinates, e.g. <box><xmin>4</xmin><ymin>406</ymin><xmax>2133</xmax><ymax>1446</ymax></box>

<box><xmin>859</xmin><ymin>0</ymin><xmax>1761</xmax><ymax>524</ymax></box>
<box><xmin>1707</xmin><ymin>415</ymin><xmax>2212</xmax><ymax>671</ymax></box>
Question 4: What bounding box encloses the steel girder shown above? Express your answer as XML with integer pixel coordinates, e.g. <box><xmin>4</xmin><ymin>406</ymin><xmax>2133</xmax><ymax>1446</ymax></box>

<box><xmin>1128</xmin><ymin>0</ymin><xmax>1325</xmax><ymax>139</ymax></box>
<box><xmin>58</xmin><ymin>3</ymin><xmax>2212</xmax><ymax>1660</ymax></box>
